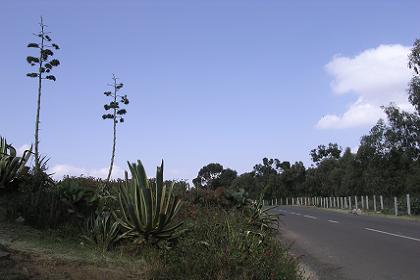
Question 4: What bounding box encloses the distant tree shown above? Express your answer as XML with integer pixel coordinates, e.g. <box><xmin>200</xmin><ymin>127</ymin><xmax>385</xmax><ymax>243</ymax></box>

<box><xmin>253</xmin><ymin>158</ymin><xmax>281</xmax><ymax>177</ymax></box>
<box><xmin>102</xmin><ymin>74</ymin><xmax>129</xmax><ymax>183</ymax></box>
<box><xmin>310</xmin><ymin>143</ymin><xmax>342</xmax><ymax>164</ymax></box>
<box><xmin>230</xmin><ymin>172</ymin><xmax>258</xmax><ymax>197</ymax></box>
<box><xmin>193</xmin><ymin>163</ymin><xmax>237</xmax><ymax>190</ymax></box>
<box><xmin>280</xmin><ymin>161</ymin><xmax>306</xmax><ymax>196</ymax></box>
<box><xmin>219</xmin><ymin>168</ymin><xmax>238</xmax><ymax>188</ymax></box>
<box><xmin>26</xmin><ymin>17</ymin><xmax>60</xmax><ymax>172</ymax></box>
<box><xmin>193</xmin><ymin>163</ymin><xmax>224</xmax><ymax>189</ymax></box>
<box><xmin>408</xmin><ymin>39</ymin><xmax>420</xmax><ymax>114</ymax></box>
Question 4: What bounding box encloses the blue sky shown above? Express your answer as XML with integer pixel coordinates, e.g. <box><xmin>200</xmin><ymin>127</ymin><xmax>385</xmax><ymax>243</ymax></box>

<box><xmin>1</xmin><ymin>0</ymin><xmax>419</xmax><ymax>182</ymax></box>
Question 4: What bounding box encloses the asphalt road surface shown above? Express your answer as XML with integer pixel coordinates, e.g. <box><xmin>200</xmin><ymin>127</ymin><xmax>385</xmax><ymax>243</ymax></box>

<box><xmin>274</xmin><ymin>206</ymin><xmax>420</xmax><ymax>280</ymax></box>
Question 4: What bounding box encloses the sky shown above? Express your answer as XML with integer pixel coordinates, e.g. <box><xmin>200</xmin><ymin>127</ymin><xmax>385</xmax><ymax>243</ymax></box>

<box><xmin>1</xmin><ymin>0</ymin><xmax>420</xmax><ymax>182</ymax></box>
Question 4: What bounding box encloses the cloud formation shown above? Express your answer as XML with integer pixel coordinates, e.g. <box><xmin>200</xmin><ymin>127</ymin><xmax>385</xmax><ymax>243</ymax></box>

<box><xmin>316</xmin><ymin>44</ymin><xmax>412</xmax><ymax>129</ymax></box>
<box><xmin>50</xmin><ymin>164</ymin><xmax>124</xmax><ymax>180</ymax></box>
<box><xmin>17</xmin><ymin>144</ymin><xmax>31</xmax><ymax>156</ymax></box>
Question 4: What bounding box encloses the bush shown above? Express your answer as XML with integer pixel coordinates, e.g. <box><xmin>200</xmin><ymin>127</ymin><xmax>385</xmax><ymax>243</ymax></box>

<box><xmin>150</xmin><ymin>203</ymin><xmax>302</xmax><ymax>280</ymax></box>
<box><xmin>6</xmin><ymin>173</ymin><xmax>100</xmax><ymax>229</ymax></box>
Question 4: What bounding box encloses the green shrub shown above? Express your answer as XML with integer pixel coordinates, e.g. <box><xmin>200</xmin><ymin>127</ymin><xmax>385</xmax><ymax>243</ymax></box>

<box><xmin>245</xmin><ymin>193</ymin><xmax>280</xmax><ymax>231</ymax></box>
<box><xmin>83</xmin><ymin>211</ymin><xmax>121</xmax><ymax>253</ymax></box>
<box><xmin>8</xmin><ymin>174</ymin><xmax>100</xmax><ymax>228</ymax></box>
<box><xmin>152</xmin><ymin>204</ymin><xmax>302</xmax><ymax>280</ymax></box>
<box><xmin>117</xmin><ymin>160</ymin><xmax>184</xmax><ymax>244</ymax></box>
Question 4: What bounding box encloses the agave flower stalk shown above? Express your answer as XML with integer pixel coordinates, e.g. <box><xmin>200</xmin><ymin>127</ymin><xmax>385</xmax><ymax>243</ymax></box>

<box><xmin>26</xmin><ymin>17</ymin><xmax>60</xmax><ymax>172</ymax></box>
<box><xmin>102</xmin><ymin>74</ymin><xmax>129</xmax><ymax>185</ymax></box>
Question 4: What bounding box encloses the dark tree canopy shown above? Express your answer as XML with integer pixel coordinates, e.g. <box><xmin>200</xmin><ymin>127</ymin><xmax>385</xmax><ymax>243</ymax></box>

<box><xmin>310</xmin><ymin>143</ymin><xmax>342</xmax><ymax>164</ymax></box>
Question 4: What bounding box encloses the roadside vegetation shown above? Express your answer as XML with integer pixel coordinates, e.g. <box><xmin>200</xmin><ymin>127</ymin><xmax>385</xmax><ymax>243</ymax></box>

<box><xmin>0</xmin><ymin>153</ymin><xmax>302</xmax><ymax>279</ymax></box>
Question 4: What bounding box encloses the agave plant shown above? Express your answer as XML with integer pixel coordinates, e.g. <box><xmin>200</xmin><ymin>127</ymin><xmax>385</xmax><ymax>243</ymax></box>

<box><xmin>117</xmin><ymin>160</ymin><xmax>184</xmax><ymax>244</ymax></box>
<box><xmin>83</xmin><ymin>211</ymin><xmax>120</xmax><ymax>253</ymax></box>
<box><xmin>0</xmin><ymin>137</ymin><xmax>32</xmax><ymax>189</ymax></box>
<box><xmin>246</xmin><ymin>192</ymin><xmax>280</xmax><ymax>231</ymax></box>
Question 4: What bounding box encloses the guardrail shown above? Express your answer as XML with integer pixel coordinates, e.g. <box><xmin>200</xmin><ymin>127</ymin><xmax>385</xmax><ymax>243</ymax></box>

<box><xmin>263</xmin><ymin>194</ymin><xmax>420</xmax><ymax>216</ymax></box>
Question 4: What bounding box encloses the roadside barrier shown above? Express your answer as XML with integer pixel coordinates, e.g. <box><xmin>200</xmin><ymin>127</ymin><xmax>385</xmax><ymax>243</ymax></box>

<box><xmin>265</xmin><ymin>194</ymin><xmax>420</xmax><ymax>216</ymax></box>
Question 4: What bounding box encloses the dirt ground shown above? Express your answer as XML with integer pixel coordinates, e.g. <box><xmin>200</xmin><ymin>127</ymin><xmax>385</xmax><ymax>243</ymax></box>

<box><xmin>0</xmin><ymin>248</ymin><xmax>138</xmax><ymax>280</ymax></box>
<box><xmin>0</xmin><ymin>223</ymin><xmax>146</xmax><ymax>280</ymax></box>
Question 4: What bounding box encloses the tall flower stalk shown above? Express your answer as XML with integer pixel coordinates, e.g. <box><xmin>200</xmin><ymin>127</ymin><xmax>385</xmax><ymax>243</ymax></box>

<box><xmin>102</xmin><ymin>74</ymin><xmax>129</xmax><ymax>184</ymax></box>
<box><xmin>26</xmin><ymin>17</ymin><xmax>60</xmax><ymax>172</ymax></box>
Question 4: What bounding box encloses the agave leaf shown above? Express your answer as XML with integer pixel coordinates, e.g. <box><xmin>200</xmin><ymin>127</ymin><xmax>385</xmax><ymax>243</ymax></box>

<box><xmin>116</xmin><ymin>160</ymin><xmax>184</xmax><ymax>244</ymax></box>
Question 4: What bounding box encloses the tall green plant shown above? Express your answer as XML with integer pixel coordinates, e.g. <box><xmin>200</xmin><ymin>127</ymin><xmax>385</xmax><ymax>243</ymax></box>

<box><xmin>246</xmin><ymin>191</ymin><xmax>280</xmax><ymax>231</ymax></box>
<box><xmin>117</xmin><ymin>160</ymin><xmax>184</xmax><ymax>244</ymax></box>
<box><xmin>0</xmin><ymin>137</ymin><xmax>31</xmax><ymax>189</ymax></box>
<box><xmin>26</xmin><ymin>16</ymin><xmax>60</xmax><ymax>172</ymax></box>
<box><xmin>83</xmin><ymin>211</ymin><xmax>120</xmax><ymax>253</ymax></box>
<box><xmin>102</xmin><ymin>74</ymin><xmax>129</xmax><ymax>184</ymax></box>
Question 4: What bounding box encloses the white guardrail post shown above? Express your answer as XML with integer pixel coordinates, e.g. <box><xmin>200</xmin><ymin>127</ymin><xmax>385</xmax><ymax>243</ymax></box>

<box><xmin>394</xmin><ymin>197</ymin><xmax>398</xmax><ymax>216</ymax></box>
<box><xmin>366</xmin><ymin>195</ymin><xmax>369</xmax><ymax>210</ymax></box>
<box><xmin>355</xmin><ymin>196</ymin><xmax>358</xmax><ymax>209</ymax></box>
<box><xmin>407</xmin><ymin>194</ymin><xmax>411</xmax><ymax>216</ymax></box>
<box><xmin>380</xmin><ymin>195</ymin><xmax>384</xmax><ymax>210</ymax></box>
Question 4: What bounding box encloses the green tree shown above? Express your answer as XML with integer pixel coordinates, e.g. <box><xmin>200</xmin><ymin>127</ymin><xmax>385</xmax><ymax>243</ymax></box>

<box><xmin>310</xmin><ymin>143</ymin><xmax>342</xmax><ymax>164</ymax></box>
<box><xmin>102</xmin><ymin>74</ymin><xmax>129</xmax><ymax>183</ymax></box>
<box><xmin>193</xmin><ymin>163</ymin><xmax>237</xmax><ymax>190</ymax></box>
<box><xmin>26</xmin><ymin>17</ymin><xmax>60</xmax><ymax>172</ymax></box>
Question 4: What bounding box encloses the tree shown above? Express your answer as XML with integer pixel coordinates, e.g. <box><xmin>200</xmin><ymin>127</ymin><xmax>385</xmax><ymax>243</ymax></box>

<box><xmin>192</xmin><ymin>163</ymin><xmax>237</xmax><ymax>190</ymax></box>
<box><xmin>26</xmin><ymin>17</ymin><xmax>60</xmax><ymax>172</ymax></box>
<box><xmin>219</xmin><ymin>168</ymin><xmax>238</xmax><ymax>188</ymax></box>
<box><xmin>193</xmin><ymin>163</ymin><xmax>224</xmax><ymax>189</ymax></box>
<box><xmin>408</xmin><ymin>39</ymin><xmax>420</xmax><ymax>114</ymax></box>
<box><xmin>102</xmin><ymin>74</ymin><xmax>129</xmax><ymax>183</ymax></box>
<box><xmin>310</xmin><ymin>143</ymin><xmax>342</xmax><ymax>164</ymax></box>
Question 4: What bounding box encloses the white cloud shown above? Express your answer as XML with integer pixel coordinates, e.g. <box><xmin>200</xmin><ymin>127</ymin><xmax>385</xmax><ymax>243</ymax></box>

<box><xmin>17</xmin><ymin>144</ymin><xmax>32</xmax><ymax>156</ymax></box>
<box><xmin>50</xmin><ymin>164</ymin><xmax>125</xmax><ymax>180</ymax></box>
<box><xmin>316</xmin><ymin>44</ymin><xmax>413</xmax><ymax>129</ymax></box>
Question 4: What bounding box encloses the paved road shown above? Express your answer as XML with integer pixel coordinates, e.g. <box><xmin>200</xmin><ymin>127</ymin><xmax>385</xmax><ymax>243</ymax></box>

<box><xmin>274</xmin><ymin>206</ymin><xmax>420</xmax><ymax>280</ymax></box>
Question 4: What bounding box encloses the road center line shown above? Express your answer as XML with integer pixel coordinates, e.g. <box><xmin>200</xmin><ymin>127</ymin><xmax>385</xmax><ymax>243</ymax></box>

<box><xmin>295</xmin><ymin>213</ymin><xmax>302</xmax><ymax>216</ymax></box>
<box><xmin>328</xmin><ymin>220</ymin><xmax>339</xmax><ymax>223</ymax></box>
<box><xmin>364</xmin><ymin>228</ymin><xmax>420</xmax><ymax>242</ymax></box>
<box><xmin>303</xmin><ymin>215</ymin><xmax>317</xmax><ymax>219</ymax></box>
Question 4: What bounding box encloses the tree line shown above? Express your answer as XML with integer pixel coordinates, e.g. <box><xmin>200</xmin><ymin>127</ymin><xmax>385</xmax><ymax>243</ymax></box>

<box><xmin>193</xmin><ymin>39</ymin><xmax>420</xmax><ymax>199</ymax></box>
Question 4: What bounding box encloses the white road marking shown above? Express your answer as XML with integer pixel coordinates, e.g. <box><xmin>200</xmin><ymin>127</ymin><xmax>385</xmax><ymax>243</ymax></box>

<box><xmin>328</xmin><ymin>220</ymin><xmax>339</xmax><ymax>223</ymax></box>
<box><xmin>303</xmin><ymin>215</ymin><xmax>318</xmax><ymax>220</ymax></box>
<box><xmin>295</xmin><ymin>213</ymin><xmax>302</xmax><ymax>216</ymax></box>
<box><xmin>364</xmin><ymin>228</ymin><xmax>420</xmax><ymax>242</ymax></box>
